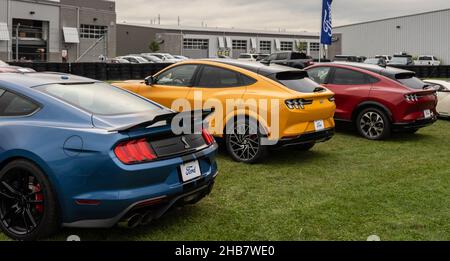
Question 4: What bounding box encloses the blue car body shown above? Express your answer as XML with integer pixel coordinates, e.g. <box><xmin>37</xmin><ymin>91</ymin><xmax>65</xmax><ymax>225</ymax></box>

<box><xmin>0</xmin><ymin>73</ymin><xmax>218</xmax><ymax>228</ymax></box>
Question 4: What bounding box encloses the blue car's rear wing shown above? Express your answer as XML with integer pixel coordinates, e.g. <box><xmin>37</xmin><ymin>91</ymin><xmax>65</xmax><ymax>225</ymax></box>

<box><xmin>109</xmin><ymin>108</ymin><xmax>215</xmax><ymax>133</ymax></box>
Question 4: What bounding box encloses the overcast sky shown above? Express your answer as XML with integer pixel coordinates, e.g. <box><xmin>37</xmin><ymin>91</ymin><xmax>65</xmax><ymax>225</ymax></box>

<box><xmin>116</xmin><ymin>0</ymin><xmax>450</xmax><ymax>32</ymax></box>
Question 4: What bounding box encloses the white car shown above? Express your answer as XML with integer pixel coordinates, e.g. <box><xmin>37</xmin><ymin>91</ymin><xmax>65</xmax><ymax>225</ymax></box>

<box><xmin>117</xmin><ymin>55</ymin><xmax>150</xmax><ymax>64</ymax></box>
<box><xmin>143</xmin><ymin>53</ymin><xmax>181</xmax><ymax>63</ymax></box>
<box><xmin>415</xmin><ymin>55</ymin><xmax>441</xmax><ymax>66</ymax></box>
<box><xmin>0</xmin><ymin>60</ymin><xmax>8</xmax><ymax>66</ymax></box>
<box><xmin>423</xmin><ymin>79</ymin><xmax>450</xmax><ymax>118</ymax></box>
<box><xmin>375</xmin><ymin>55</ymin><xmax>392</xmax><ymax>63</ymax></box>
<box><xmin>173</xmin><ymin>55</ymin><xmax>189</xmax><ymax>61</ymax></box>
<box><xmin>237</xmin><ymin>53</ymin><xmax>260</xmax><ymax>61</ymax></box>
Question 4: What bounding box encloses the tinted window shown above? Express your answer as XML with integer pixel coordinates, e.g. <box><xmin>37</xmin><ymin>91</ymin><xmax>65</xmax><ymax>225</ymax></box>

<box><xmin>307</xmin><ymin>67</ymin><xmax>331</xmax><ymax>84</ymax></box>
<box><xmin>276</xmin><ymin>53</ymin><xmax>289</xmax><ymax>60</ymax></box>
<box><xmin>330</xmin><ymin>68</ymin><xmax>369</xmax><ymax>85</ymax></box>
<box><xmin>419</xmin><ymin>56</ymin><xmax>432</xmax><ymax>61</ymax></box>
<box><xmin>36</xmin><ymin>82</ymin><xmax>160</xmax><ymax>115</ymax></box>
<box><xmin>273</xmin><ymin>71</ymin><xmax>323</xmax><ymax>93</ymax></box>
<box><xmin>397</xmin><ymin>76</ymin><xmax>426</xmax><ymax>90</ymax></box>
<box><xmin>239</xmin><ymin>54</ymin><xmax>251</xmax><ymax>59</ymax></box>
<box><xmin>291</xmin><ymin>52</ymin><xmax>308</xmax><ymax>59</ymax></box>
<box><xmin>156</xmin><ymin>65</ymin><xmax>198</xmax><ymax>87</ymax></box>
<box><xmin>266</xmin><ymin>54</ymin><xmax>277</xmax><ymax>61</ymax></box>
<box><xmin>198</xmin><ymin>66</ymin><xmax>242</xmax><ymax>88</ymax></box>
<box><xmin>0</xmin><ymin>91</ymin><xmax>39</xmax><ymax>116</ymax></box>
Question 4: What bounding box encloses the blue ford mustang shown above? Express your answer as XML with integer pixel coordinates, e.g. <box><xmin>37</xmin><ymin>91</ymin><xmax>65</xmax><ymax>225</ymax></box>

<box><xmin>0</xmin><ymin>73</ymin><xmax>218</xmax><ymax>240</ymax></box>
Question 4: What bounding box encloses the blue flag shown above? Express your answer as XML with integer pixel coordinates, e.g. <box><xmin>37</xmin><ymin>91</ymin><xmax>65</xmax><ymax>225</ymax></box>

<box><xmin>320</xmin><ymin>0</ymin><xmax>333</xmax><ymax>45</ymax></box>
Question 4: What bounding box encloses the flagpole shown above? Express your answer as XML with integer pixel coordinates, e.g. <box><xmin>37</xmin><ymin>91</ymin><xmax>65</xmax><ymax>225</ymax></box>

<box><xmin>318</xmin><ymin>1</ymin><xmax>323</xmax><ymax>63</ymax></box>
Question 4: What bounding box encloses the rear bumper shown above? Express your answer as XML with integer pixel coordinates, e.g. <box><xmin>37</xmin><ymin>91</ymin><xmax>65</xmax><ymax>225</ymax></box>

<box><xmin>393</xmin><ymin>116</ymin><xmax>438</xmax><ymax>130</ymax></box>
<box><xmin>276</xmin><ymin>128</ymin><xmax>335</xmax><ymax>148</ymax></box>
<box><xmin>63</xmin><ymin>171</ymin><xmax>218</xmax><ymax>228</ymax></box>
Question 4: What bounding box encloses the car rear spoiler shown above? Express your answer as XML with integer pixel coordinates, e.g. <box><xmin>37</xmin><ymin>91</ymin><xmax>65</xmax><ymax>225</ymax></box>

<box><xmin>109</xmin><ymin>108</ymin><xmax>215</xmax><ymax>133</ymax></box>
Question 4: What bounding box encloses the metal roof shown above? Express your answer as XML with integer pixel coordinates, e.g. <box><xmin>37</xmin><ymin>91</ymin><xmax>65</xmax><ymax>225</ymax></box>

<box><xmin>119</xmin><ymin>23</ymin><xmax>319</xmax><ymax>37</ymax></box>
<box><xmin>334</xmin><ymin>8</ymin><xmax>450</xmax><ymax>29</ymax></box>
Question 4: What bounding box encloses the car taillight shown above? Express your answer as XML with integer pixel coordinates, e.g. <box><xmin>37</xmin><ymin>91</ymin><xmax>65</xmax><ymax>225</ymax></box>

<box><xmin>202</xmin><ymin>129</ymin><xmax>215</xmax><ymax>145</ymax></box>
<box><xmin>405</xmin><ymin>94</ymin><xmax>420</xmax><ymax>102</ymax></box>
<box><xmin>114</xmin><ymin>138</ymin><xmax>157</xmax><ymax>164</ymax></box>
<box><xmin>285</xmin><ymin>99</ymin><xmax>313</xmax><ymax>110</ymax></box>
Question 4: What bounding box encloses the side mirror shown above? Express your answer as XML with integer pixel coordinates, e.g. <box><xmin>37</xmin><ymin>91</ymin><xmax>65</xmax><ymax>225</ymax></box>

<box><xmin>144</xmin><ymin>76</ymin><xmax>154</xmax><ymax>86</ymax></box>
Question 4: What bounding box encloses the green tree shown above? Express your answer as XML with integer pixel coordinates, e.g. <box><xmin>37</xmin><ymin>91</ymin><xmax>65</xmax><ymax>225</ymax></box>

<box><xmin>149</xmin><ymin>40</ymin><xmax>160</xmax><ymax>52</ymax></box>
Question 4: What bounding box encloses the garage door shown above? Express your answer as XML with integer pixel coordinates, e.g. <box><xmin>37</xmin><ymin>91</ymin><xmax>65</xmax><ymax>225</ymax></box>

<box><xmin>232</xmin><ymin>40</ymin><xmax>248</xmax><ymax>59</ymax></box>
<box><xmin>183</xmin><ymin>38</ymin><xmax>209</xmax><ymax>59</ymax></box>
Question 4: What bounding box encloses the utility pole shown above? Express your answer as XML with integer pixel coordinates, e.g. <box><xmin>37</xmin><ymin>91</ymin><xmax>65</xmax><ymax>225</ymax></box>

<box><xmin>15</xmin><ymin>23</ymin><xmax>20</xmax><ymax>61</ymax></box>
<box><xmin>177</xmin><ymin>16</ymin><xmax>180</xmax><ymax>26</ymax></box>
<box><xmin>158</xmin><ymin>14</ymin><xmax>161</xmax><ymax>25</ymax></box>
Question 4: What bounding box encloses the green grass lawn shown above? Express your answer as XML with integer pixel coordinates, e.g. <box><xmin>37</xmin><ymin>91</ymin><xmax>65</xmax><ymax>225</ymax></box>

<box><xmin>1</xmin><ymin>120</ymin><xmax>450</xmax><ymax>241</ymax></box>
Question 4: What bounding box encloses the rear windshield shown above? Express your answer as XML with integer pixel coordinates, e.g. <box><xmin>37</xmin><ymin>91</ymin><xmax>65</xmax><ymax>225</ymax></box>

<box><xmin>36</xmin><ymin>82</ymin><xmax>161</xmax><ymax>115</ymax></box>
<box><xmin>396</xmin><ymin>74</ymin><xmax>426</xmax><ymax>89</ymax></box>
<box><xmin>274</xmin><ymin>71</ymin><xmax>324</xmax><ymax>93</ymax></box>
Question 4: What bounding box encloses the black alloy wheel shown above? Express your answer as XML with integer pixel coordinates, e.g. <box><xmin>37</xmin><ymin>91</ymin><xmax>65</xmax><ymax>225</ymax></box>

<box><xmin>0</xmin><ymin>160</ymin><xmax>59</xmax><ymax>241</ymax></box>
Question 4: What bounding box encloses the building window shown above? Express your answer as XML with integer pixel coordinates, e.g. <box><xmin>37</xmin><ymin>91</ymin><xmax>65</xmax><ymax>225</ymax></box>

<box><xmin>80</xmin><ymin>24</ymin><xmax>108</xmax><ymax>39</ymax></box>
<box><xmin>310</xmin><ymin>42</ymin><xmax>320</xmax><ymax>52</ymax></box>
<box><xmin>259</xmin><ymin>41</ymin><xmax>271</xmax><ymax>52</ymax></box>
<box><xmin>232</xmin><ymin>40</ymin><xmax>247</xmax><ymax>50</ymax></box>
<box><xmin>183</xmin><ymin>39</ymin><xmax>209</xmax><ymax>49</ymax></box>
<box><xmin>280</xmin><ymin>41</ymin><xmax>293</xmax><ymax>51</ymax></box>
<box><xmin>296</xmin><ymin>41</ymin><xmax>308</xmax><ymax>52</ymax></box>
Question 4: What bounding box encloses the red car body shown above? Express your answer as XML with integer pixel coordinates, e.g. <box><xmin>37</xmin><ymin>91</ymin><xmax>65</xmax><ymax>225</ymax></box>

<box><xmin>306</xmin><ymin>62</ymin><xmax>438</xmax><ymax>139</ymax></box>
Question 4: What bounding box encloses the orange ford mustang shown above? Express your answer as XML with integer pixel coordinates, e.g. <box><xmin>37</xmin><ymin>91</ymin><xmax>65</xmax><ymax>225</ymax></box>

<box><xmin>113</xmin><ymin>60</ymin><xmax>336</xmax><ymax>163</ymax></box>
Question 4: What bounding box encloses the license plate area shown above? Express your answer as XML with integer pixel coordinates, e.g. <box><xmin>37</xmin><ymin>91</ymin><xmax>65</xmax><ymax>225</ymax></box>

<box><xmin>180</xmin><ymin>160</ymin><xmax>202</xmax><ymax>182</ymax></box>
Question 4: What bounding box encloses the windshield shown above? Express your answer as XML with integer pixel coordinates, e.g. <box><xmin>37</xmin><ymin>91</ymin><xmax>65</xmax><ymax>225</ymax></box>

<box><xmin>135</xmin><ymin>57</ymin><xmax>148</xmax><ymax>63</ymax></box>
<box><xmin>239</xmin><ymin>54</ymin><xmax>251</xmax><ymax>59</ymax></box>
<box><xmin>391</xmin><ymin>57</ymin><xmax>408</xmax><ymax>64</ymax></box>
<box><xmin>364</xmin><ymin>59</ymin><xmax>379</xmax><ymax>64</ymax></box>
<box><xmin>36</xmin><ymin>82</ymin><xmax>161</xmax><ymax>115</ymax></box>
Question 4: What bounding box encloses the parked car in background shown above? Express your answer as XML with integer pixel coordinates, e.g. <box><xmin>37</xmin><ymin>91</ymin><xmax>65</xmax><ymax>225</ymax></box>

<box><xmin>0</xmin><ymin>73</ymin><xmax>218</xmax><ymax>240</ymax></box>
<box><xmin>364</xmin><ymin>57</ymin><xmax>387</xmax><ymax>67</ymax></box>
<box><xmin>389</xmin><ymin>54</ymin><xmax>414</xmax><ymax>66</ymax></box>
<box><xmin>357</xmin><ymin>56</ymin><xmax>367</xmax><ymax>63</ymax></box>
<box><xmin>334</xmin><ymin>55</ymin><xmax>360</xmax><ymax>63</ymax></box>
<box><xmin>137</xmin><ymin>54</ymin><xmax>163</xmax><ymax>63</ymax></box>
<box><xmin>306</xmin><ymin>62</ymin><xmax>438</xmax><ymax>140</ymax></box>
<box><xmin>415</xmin><ymin>55</ymin><xmax>441</xmax><ymax>66</ymax></box>
<box><xmin>0</xmin><ymin>65</ymin><xmax>36</xmax><ymax>73</ymax></box>
<box><xmin>144</xmin><ymin>53</ymin><xmax>180</xmax><ymax>63</ymax></box>
<box><xmin>110</xmin><ymin>58</ymin><xmax>131</xmax><ymax>64</ymax></box>
<box><xmin>262</xmin><ymin>51</ymin><xmax>314</xmax><ymax>69</ymax></box>
<box><xmin>114</xmin><ymin>60</ymin><xmax>336</xmax><ymax>163</ymax></box>
<box><xmin>423</xmin><ymin>79</ymin><xmax>450</xmax><ymax>118</ymax></box>
<box><xmin>375</xmin><ymin>55</ymin><xmax>392</xmax><ymax>63</ymax></box>
<box><xmin>0</xmin><ymin>60</ymin><xmax>8</xmax><ymax>66</ymax></box>
<box><xmin>237</xmin><ymin>53</ymin><xmax>260</xmax><ymax>61</ymax></box>
<box><xmin>256</xmin><ymin>54</ymin><xmax>269</xmax><ymax>61</ymax></box>
<box><xmin>117</xmin><ymin>55</ymin><xmax>150</xmax><ymax>64</ymax></box>
<box><xmin>173</xmin><ymin>55</ymin><xmax>189</xmax><ymax>61</ymax></box>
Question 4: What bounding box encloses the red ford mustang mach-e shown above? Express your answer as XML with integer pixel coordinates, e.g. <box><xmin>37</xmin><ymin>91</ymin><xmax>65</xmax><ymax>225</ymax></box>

<box><xmin>306</xmin><ymin>62</ymin><xmax>438</xmax><ymax>140</ymax></box>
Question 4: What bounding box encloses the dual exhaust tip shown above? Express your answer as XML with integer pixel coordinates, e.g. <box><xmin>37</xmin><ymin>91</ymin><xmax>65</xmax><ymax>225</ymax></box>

<box><xmin>120</xmin><ymin>212</ymin><xmax>153</xmax><ymax>228</ymax></box>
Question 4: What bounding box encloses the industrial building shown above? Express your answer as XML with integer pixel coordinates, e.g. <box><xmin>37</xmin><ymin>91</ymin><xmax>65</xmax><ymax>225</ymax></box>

<box><xmin>329</xmin><ymin>8</ymin><xmax>450</xmax><ymax>64</ymax></box>
<box><xmin>0</xmin><ymin>0</ymin><xmax>116</xmax><ymax>62</ymax></box>
<box><xmin>116</xmin><ymin>23</ymin><xmax>321</xmax><ymax>59</ymax></box>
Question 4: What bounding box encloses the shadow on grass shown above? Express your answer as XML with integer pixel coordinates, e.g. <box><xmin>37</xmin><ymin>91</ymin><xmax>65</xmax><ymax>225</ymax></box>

<box><xmin>334</xmin><ymin>122</ymin><xmax>437</xmax><ymax>143</ymax></box>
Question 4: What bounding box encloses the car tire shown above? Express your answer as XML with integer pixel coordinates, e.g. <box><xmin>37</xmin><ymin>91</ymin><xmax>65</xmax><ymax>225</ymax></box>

<box><xmin>225</xmin><ymin>118</ymin><xmax>268</xmax><ymax>164</ymax></box>
<box><xmin>0</xmin><ymin>160</ymin><xmax>60</xmax><ymax>241</ymax></box>
<box><xmin>356</xmin><ymin>107</ymin><xmax>391</xmax><ymax>140</ymax></box>
<box><xmin>296</xmin><ymin>142</ymin><xmax>316</xmax><ymax>151</ymax></box>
